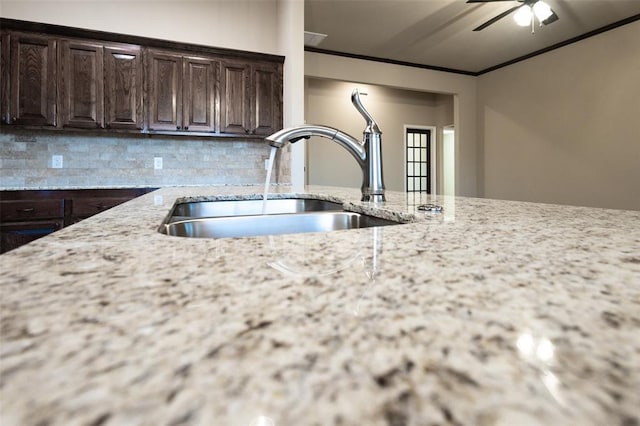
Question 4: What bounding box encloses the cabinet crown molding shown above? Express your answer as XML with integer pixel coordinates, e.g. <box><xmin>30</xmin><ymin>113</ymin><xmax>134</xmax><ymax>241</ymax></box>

<box><xmin>0</xmin><ymin>18</ymin><xmax>284</xmax><ymax>64</ymax></box>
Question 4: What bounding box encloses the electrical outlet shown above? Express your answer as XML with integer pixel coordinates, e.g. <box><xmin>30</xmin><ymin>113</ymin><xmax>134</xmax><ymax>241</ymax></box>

<box><xmin>154</xmin><ymin>157</ymin><xmax>163</xmax><ymax>170</ymax></box>
<box><xmin>52</xmin><ymin>155</ymin><xmax>63</xmax><ymax>169</ymax></box>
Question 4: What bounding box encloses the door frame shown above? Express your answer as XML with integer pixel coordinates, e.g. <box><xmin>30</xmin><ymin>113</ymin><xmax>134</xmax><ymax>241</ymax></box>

<box><xmin>403</xmin><ymin>125</ymin><xmax>437</xmax><ymax>194</ymax></box>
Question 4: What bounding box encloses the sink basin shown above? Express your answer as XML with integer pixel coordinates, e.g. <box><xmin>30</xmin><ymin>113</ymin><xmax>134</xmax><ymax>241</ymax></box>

<box><xmin>159</xmin><ymin>196</ymin><xmax>406</xmax><ymax>239</ymax></box>
<box><xmin>171</xmin><ymin>198</ymin><xmax>343</xmax><ymax>218</ymax></box>
<box><xmin>162</xmin><ymin>211</ymin><xmax>400</xmax><ymax>239</ymax></box>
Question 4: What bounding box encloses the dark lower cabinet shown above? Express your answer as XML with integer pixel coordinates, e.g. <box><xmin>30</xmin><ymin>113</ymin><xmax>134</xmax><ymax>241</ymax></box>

<box><xmin>0</xmin><ymin>199</ymin><xmax>65</xmax><ymax>222</ymax></box>
<box><xmin>0</xmin><ymin>197</ymin><xmax>64</xmax><ymax>253</ymax></box>
<box><xmin>1</xmin><ymin>220</ymin><xmax>63</xmax><ymax>254</ymax></box>
<box><xmin>68</xmin><ymin>195</ymin><xmax>141</xmax><ymax>224</ymax></box>
<box><xmin>0</xmin><ymin>188</ymin><xmax>155</xmax><ymax>254</ymax></box>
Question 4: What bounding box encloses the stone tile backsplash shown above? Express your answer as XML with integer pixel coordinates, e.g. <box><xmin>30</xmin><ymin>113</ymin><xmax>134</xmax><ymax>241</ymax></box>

<box><xmin>0</xmin><ymin>130</ymin><xmax>291</xmax><ymax>189</ymax></box>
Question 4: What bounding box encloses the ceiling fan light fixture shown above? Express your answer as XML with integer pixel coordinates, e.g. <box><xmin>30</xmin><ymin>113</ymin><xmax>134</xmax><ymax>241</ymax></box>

<box><xmin>533</xmin><ymin>1</ymin><xmax>553</xmax><ymax>22</ymax></box>
<box><xmin>514</xmin><ymin>5</ymin><xmax>532</xmax><ymax>27</ymax></box>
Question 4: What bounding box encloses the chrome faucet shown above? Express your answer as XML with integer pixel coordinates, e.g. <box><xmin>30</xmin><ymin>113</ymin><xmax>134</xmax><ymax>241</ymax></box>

<box><xmin>265</xmin><ymin>89</ymin><xmax>386</xmax><ymax>202</ymax></box>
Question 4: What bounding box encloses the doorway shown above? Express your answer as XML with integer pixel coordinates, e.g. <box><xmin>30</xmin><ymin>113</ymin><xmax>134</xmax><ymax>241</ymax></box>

<box><xmin>405</xmin><ymin>126</ymin><xmax>435</xmax><ymax>193</ymax></box>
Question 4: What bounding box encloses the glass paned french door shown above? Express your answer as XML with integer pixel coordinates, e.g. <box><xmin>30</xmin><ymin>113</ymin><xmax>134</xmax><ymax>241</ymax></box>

<box><xmin>406</xmin><ymin>128</ymin><xmax>431</xmax><ymax>193</ymax></box>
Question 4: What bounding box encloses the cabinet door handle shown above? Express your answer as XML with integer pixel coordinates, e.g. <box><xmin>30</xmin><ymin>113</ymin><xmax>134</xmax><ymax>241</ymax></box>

<box><xmin>184</xmin><ymin>126</ymin><xmax>188</xmax><ymax>130</ymax></box>
<box><xmin>17</xmin><ymin>207</ymin><xmax>35</xmax><ymax>213</ymax></box>
<box><xmin>12</xmin><ymin>117</ymin><xmax>17</xmax><ymax>123</ymax></box>
<box><xmin>176</xmin><ymin>125</ymin><xmax>181</xmax><ymax>130</ymax></box>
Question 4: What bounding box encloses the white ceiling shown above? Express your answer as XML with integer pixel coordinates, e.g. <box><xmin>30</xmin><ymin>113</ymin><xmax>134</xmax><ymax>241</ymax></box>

<box><xmin>304</xmin><ymin>0</ymin><xmax>640</xmax><ymax>74</ymax></box>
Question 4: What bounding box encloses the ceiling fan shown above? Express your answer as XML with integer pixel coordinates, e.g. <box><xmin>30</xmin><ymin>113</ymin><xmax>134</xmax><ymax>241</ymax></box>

<box><xmin>468</xmin><ymin>0</ymin><xmax>559</xmax><ymax>32</ymax></box>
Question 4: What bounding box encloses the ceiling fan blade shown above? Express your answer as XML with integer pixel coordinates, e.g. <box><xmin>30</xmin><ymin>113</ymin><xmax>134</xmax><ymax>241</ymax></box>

<box><xmin>542</xmin><ymin>9</ymin><xmax>559</xmax><ymax>25</ymax></box>
<box><xmin>467</xmin><ymin>0</ymin><xmax>515</xmax><ymax>3</ymax></box>
<box><xmin>473</xmin><ymin>4</ymin><xmax>523</xmax><ymax>31</ymax></box>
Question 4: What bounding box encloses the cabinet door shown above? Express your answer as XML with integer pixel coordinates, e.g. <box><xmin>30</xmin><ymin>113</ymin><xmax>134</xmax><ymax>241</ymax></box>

<box><xmin>252</xmin><ymin>62</ymin><xmax>282</xmax><ymax>136</ymax></box>
<box><xmin>104</xmin><ymin>45</ymin><xmax>143</xmax><ymax>130</ymax></box>
<box><xmin>147</xmin><ymin>49</ymin><xmax>182</xmax><ymax>131</ymax></box>
<box><xmin>1</xmin><ymin>33</ymin><xmax>9</xmax><ymax>124</ymax></box>
<box><xmin>59</xmin><ymin>40</ymin><xmax>104</xmax><ymax>129</ymax></box>
<box><xmin>0</xmin><ymin>220</ymin><xmax>63</xmax><ymax>254</ymax></box>
<box><xmin>219</xmin><ymin>60</ymin><xmax>250</xmax><ymax>134</ymax></box>
<box><xmin>9</xmin><ymin>33</ymin><xmax>57</xmax><ymax>126</ymax></box>
<box><xmin>183</xmin><ymin>56</ymin><xmax>216</xmax><ymax>132</ymax></box>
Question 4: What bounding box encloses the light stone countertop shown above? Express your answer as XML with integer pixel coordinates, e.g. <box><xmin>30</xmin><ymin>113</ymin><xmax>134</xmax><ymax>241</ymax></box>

<box><xmin>1</xmin><ymin>185</ymin><xmax>639</xmax><ymax>426</ymax></box>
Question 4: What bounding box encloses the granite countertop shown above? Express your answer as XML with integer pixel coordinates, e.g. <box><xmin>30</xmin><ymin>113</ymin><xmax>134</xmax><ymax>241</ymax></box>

<box><xmin>1</xmin><ymin>185</ymin><xmax>639</xmax><ymax>426</ymax></box>
<box><xmin>0</xmin><ymin>184</ymin><xmax>189</xmax><ymax>191</ymax></box>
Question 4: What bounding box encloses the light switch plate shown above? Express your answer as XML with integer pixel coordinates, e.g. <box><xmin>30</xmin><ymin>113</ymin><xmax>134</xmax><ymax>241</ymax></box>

<box><xmin>154</xmin><ymin>157</ymin><xmax>163</xmax><ymax>170</ymax></box>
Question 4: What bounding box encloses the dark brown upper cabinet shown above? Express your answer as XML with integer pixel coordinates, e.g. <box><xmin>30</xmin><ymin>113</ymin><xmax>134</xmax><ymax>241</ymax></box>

<box><xmin>0</xmin><ymin>19</ymin><xmax>283</xmax><ymax>139</ymax></box>
<box><xmin>59</xmin><ymin>40</ymin><xmax>143</xmax><ymax>130</ymax></box>
<box><xmin>59</xmin><ymin>39</ymin><xmax>104</xmax><ymax>129</ymax></box>
<box><xmin>220</xmin><ymin>60</ymin><xmax>283</xmax><ymax>136</ymax></box>
<box><xmin>146</xmin><ymin>49</ymin><xmax>217</xmax><ymax>133</ymax></box>
<box><xmin>4</xmin><ymin>32</ymin><xmax>143</xmax><ymax>131</ymax></box>
<box><xmin>8</xmin><ymin>32</ymin><xmax>57</xmax><ymax>126</ymax></box>
<box><xmin>104</xmin><ymin>45</ymin><xmax>143</xmax><ymax>130</ymax></box>
<box><xmin>146</xmin><ymin>49</ymin><xmax>182</xmax><ymax>131</ymax></box>
<box><xmin>252</xmin><ymin>62</ymin><xmax>282</xmax><ymax>136</ymax></box>
<box><xmin>220</xmin><ymin>59</ymin><xmax>250</xmax><ymax>134</ymax></box>
<box><xmin>183</xmin><ymin>56</ymin><xmax>217</xmax><ymax>133</ymax></box>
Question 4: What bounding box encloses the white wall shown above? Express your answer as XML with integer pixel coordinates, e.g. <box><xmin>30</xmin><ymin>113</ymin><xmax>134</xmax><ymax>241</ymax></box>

<box><xmin>305</xmin><ymin>51</ymin><xmax>478</xmax><ymax>197</ymax></box>
<box><xmin>478</xmin><ymin>20</ymin><xmax>640</xmax><ymax>211</ymax></box>
<box><xmin>0</xmin><ymin>0</ymin><xmax>280</xmax><ymax>55</ymax></box>
<box><xmin>443</xmin><ymin>128</ymin><xmax>455</xmax><ymax>196</ymax></box>
<box><xmin>277</xmin><ymin>0</ymin><xmax>305</xmax><ymax>189</ymax></box>
<box><xmin>305</xmin><ymin>78</ymin><xmax>452</xmax><ymax>193</ymax></box>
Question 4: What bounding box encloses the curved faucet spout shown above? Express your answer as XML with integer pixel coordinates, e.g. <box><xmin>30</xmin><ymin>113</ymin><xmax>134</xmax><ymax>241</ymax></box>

<box><xmin>266</xmin><ymin>124</ymin><xmax>366</xmax><ymax>165</ymax></box>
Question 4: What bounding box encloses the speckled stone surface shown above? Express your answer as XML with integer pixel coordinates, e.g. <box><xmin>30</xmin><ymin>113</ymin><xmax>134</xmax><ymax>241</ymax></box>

<box><xmin>1</xmin><ymin>185</ymin><xmax>639</xmax><ymax>426</ymax></box>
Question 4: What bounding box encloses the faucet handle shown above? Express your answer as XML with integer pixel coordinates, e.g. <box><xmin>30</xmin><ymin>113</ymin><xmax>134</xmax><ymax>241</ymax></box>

<box><xmin>351</xmin><ymin>89</ymin><xmax>380</xmax><ymax>134</ymax></box>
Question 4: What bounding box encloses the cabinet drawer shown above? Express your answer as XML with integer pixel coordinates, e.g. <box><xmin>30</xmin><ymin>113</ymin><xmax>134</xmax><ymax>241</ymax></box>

<box><xmin>0</xmin><ymin>199</ymin><xmax>64</xmax><ymax>221</ymax></box>
<box><xmin>0</xmin><ymin>220</ymin><xmax>63</xmax><ymax>254</ymax></box>
<box><xmin>71</xmin><ymin>197</ymin><xmax>130</xmax><ymax>217</ymax></box>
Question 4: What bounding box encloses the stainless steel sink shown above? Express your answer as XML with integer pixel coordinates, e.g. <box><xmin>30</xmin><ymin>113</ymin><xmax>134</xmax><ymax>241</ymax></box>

<box><xmin>162</xmin><ymin>211</ymin><xmax>400</xmax><ymax>239</ymax></box>
<box><xmin>171</xmin><ymin>198</ymin><xmax>343</xmax><ymax>218</ymax></box>
<box><xmin>159</xmin><ymin>197</ymin><xmax>405</xmax><ymax>239</ymax></box>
